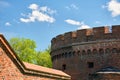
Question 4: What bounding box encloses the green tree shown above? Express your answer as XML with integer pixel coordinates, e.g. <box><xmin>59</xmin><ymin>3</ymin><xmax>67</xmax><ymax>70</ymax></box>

<box><xmin>9</xmin><ymin>38</ymin><xmax>37</xmax><ymax>63</ymax></box>
<box><xmin>9</xmin><ymin>38</ymin><xmax>52</xmax><ymax>68</ymax></box>
<box><xmin>36</xmin><ymin>46</ymin><xmax>52</xmax><ymax>68</ymax></box>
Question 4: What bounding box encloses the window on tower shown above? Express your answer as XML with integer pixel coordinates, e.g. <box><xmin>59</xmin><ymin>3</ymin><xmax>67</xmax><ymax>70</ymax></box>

<box><xmin>87</xmin><ymin>62</ymin><xmax>94</xmax><ymax>68</ymax></box>
<box><xmin>62</xmin><ymin>64</ymin><xmax>66</xmax><ymax>71</ymax></box>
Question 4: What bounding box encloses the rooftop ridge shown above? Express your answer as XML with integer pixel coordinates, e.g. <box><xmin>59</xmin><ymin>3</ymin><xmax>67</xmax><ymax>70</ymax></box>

<box><xmin>0</xmin><ymin>34</ymin><xmax>71</xmax><ymax>80</ymax></box>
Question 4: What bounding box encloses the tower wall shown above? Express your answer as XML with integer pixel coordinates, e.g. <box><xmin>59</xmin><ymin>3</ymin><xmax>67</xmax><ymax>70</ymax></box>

<box><xmin>51</xmin><ymin>25</ymin><xmax>120</xmax><ymax>80</ymax></box>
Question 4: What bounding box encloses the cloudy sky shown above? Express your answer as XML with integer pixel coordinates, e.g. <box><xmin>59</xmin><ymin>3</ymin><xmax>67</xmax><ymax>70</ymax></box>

<box><xmin>0</xmin><ymin>0</ymin><xmax>120</xmax><ymax>50</ymax></box>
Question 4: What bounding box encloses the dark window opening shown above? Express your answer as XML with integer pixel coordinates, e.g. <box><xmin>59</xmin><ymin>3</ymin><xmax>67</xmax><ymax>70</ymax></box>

<box><xmin>82</xmin><ymin>50</ymin><xmax>86</xmax><ymax>55</ymax></box>
<box><xmin>56</xmin><ymin>55</ymin><xmax>58</xmax><ymax>59</ymax></box>
<box><xmin>77</xmin><ymin>50</ymin><xmax>80</xmax><ymax>56</ymax></box>
<box><xmin>62</xmin><ymin>53</ymin><xmax>65</xmax><ymax>58</ymax></box>
<box><xmin>112</xmin><ymin>48</ymin><xmax>118</xmax><ymax>53</ymax></box>
<box><xmin>87</xmin><ymin>49</ymin><xmax>91</xmax><ymax>54</ymax></box>
<box><xmin>62</xmin><ymin>64</ymin><xmax>66</xmax><ymax>71</ymax></box>
<box><xmin>93</xmin><ymin>49</ymin><xmax>97</xmax><ymax>54</ymax></box>
<box><xmin>99</xmin><ymin>49</ymin><xmax>104</xmax><ymax>54</ymax></box>
<box><xmin>68</xmin><ymin>52</ymin><xmax>72</xmax><ymax>57</ymax></box>
<box><xmin>88</xmin><ymin>62</ymin><xmax>94</xmax><ymax>68</ymax></box>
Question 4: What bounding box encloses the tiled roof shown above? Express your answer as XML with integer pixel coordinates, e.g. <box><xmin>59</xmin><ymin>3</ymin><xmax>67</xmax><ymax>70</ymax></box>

<box><xmin>0</xmin><ymin>34</ymin><xmax>71</xmax><ymax>80</ymax></box>
<box><xmin>24</xmin><ymin>62</ymin><xmax>70</xmax><ymax>77</ymax></box>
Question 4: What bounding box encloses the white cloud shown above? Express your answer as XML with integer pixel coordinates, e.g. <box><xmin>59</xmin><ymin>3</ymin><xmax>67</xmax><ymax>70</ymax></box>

<box><xmin>40</xmin><ymin>6</ymin><xmax>48</xmax><ymax>12</ymax></box>
<box><xmin>40</xmin><ymin>6</ymin><xmax>57</xmax><ymax>15</ymax></box>
<box><xmin>78</xmin><ymin>22</ymin><xmax>90</xmax><ymax>29</ymax></box>
<box><xmin>5</xmin><ymin>22</ymin><xmax>11</xmax><ymax>26</ymax></box>
<box><xmin>78</xmin><ymin>24</ymin><xmax>90</xmax><ymax>29</ymax></box>
<box><xmin>65</xmin><ymin>19</ymin><xmax>90</xmax><ymax>29</ymax></box>
<box><xmin>29</xmin><ymin>3</ymin><xmax>38</xmax><ymax>10</ymax></box>
<box><xmin>107</xmin><ymin>0</ymin><xmax>120</xmax><ymax>17</ymax></box>
<box><xmin>20</xmin><ymin>4</ymin><xmax>56</xmax><ymax>23</ymax></box>
<box><xmin>66</xmin><ymin>4</ymin><xmax>79</xmax><ymax>10</ymax></box>
<box><xmin>65</xmin><ymin>19</ymin><xmax>81</xmax><ymax>26</ymax></box>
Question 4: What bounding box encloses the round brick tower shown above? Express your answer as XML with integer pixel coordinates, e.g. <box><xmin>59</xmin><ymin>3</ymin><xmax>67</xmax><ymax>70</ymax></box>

<box><xmin>51</xmin><ymin>25</ymin><xmax>120</xmax><ymax>80</ymax></box>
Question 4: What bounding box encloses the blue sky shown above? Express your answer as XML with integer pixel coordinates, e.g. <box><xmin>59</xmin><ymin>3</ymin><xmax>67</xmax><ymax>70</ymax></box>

<box><xmin>0</xmin><ymin>0</ymin><xmax>120</xmax><ymax>51</ymax></box>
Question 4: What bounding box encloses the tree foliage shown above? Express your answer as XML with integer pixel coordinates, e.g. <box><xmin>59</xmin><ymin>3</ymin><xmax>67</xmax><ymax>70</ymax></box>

<box><xmin>36</xmin><ymin>47</ymin><xmax>52</xmax><ymax>68</ymax></box>
<box><xmin>9</xmin><ymin>37</ymin><xmax>52</xmax><ymax>68</ymax></box>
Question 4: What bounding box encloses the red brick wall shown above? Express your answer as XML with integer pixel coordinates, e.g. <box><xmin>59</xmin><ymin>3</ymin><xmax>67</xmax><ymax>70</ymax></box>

<box><xmin>0</xmin><ymin>34</ymin><xmax>71</xmax><ymax>80</ymax></box>
<box><xmin>0</xmin><ymin>48</ymin><xmax>54</xmax><ymax>80</ymax></box>
<box><xmin>51</xmin><ymin>25</ymin><xmax>120</xmax><ymax>80</ymax></box>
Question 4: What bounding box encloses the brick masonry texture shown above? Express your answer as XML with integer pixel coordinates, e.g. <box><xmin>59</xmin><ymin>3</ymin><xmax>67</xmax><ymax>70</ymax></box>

<box><xmin>51</xmin><ymin>25</ymin><xmax>120</xmax><ymax>80</ymax></box>
<box><xmin>0</xmin><ymin>34</ymin><xmax>71</xmax><ymax>80</ymax></box>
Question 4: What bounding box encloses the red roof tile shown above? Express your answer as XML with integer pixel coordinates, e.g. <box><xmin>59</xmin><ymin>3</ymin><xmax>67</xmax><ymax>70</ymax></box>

<box><xmin>24</xmin><ymin>62</ymin><xmax>70</xmax><ymax>77</ymax></box>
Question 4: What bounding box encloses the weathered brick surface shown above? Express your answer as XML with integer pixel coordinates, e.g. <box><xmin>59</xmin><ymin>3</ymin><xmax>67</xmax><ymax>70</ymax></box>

<box><xmin>0</xmin><ymin>48</ymin><xmax>53</xmax><ymax>80</ymax></box>
<box><xmin>51</xmin><ymin>25</ymin><xmax>120</xmax><ymax>80</ymax></box>
<box><xmin>0</xmin><ymin>34</ymin><xmax>71</xmax><ymax>80</ymax></box>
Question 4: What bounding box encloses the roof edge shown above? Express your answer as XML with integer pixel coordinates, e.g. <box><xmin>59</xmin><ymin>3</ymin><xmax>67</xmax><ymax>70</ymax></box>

<box><xmin>0</xmin><ymin>34</ymin><xmax>71</xmax><ymax>80</ymax></box>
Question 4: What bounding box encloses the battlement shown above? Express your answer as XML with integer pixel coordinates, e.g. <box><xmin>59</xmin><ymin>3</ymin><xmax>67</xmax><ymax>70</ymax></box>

<box><xmin>51</xmin><ymin>25</ymin><xmax>120</xmax><ymax>49</ymax></box>
<box><xmin>51</xmin><ymin>25</ymin><xmax>120</xmax><ymax>80</ymax></box>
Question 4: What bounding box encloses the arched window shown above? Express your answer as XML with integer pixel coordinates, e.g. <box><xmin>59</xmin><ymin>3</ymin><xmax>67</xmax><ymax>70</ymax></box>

<box><xmin>87</xmin><ymin>49</ymin><xmax>91</xmax><ymax>54</ymax></box>
<box><xmin>68</xmin><ymin>52</ymin><xmax>72</xmax><ymax>57</ymax></box>
<box><xmin>93</xmin><ymin>49</ymin><xmax>97</xmax><ymax>54</ymax></box>
<box><xmin>87</xmin><ymin>62</ymin><xmax>94</xmax><ymax>68</ymax></box>
<box><xmin>82</xmin><ymin>50</ymin><xmax>86</xmax><ymax>55</ymax></box>
<box><xmin>112</xmin><ymin>48</ymin><xmax>118</xmax><ymax>53</ymax></box>
<box><xmin>56</xmin><ymin>55</ymin><xmax>59</xmax><ymax>59</ymax></box>
<box><xmin>105</xmin><ymin>48</ymin><xmax>110</xmax><ymax>54</ymax></box>
<box><xmin>62</xmin><ymin>53</ymin><xmax>65</xmax><ymax>58</ymax></box>
<box><xmin>77</xmin><ymin>50</ymin><xmax>80</xmax><ymax>56</ymax></box>
<box><xmin>99</xmin><ymin>49</ymin><xmax>104</xmax><ymax>54</ymax></box>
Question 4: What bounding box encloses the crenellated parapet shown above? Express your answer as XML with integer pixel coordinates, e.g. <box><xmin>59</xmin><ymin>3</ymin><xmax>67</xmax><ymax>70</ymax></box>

<box><xmin>51</xmin><ymin>25</ymin><xmax>120</xmax><ymax>80</ymax></box>
<box><xmin>51</xmin><ymin>25</ymin><xmax>120</xmax><ymax>50</ymax></box>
